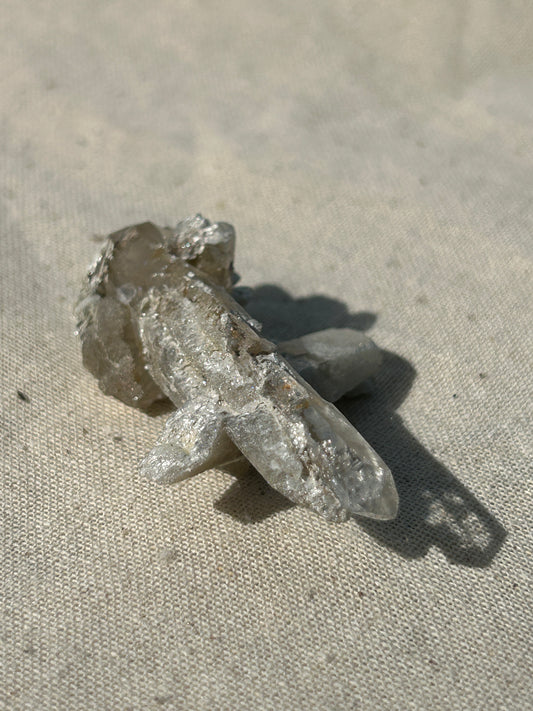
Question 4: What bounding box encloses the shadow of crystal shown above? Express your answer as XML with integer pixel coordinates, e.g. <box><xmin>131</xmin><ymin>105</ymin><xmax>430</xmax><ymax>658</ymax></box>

<box><xmin>215</xmin><ymin>468</ymin><xmax>295</xmax><ymax>523</ymax></box>
<box><xmin>214</xmin><ymin>286</ymin><xmax>506</xmax><ymax>568</ymax></box>
<box><xmin>341</xmin><ymin>351</ymin><xmax>507</xmax><ymax>568</ymax></box>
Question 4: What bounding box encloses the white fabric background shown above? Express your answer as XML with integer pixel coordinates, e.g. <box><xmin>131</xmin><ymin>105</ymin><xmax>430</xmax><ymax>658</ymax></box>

<box><xmin>1</xmin><ymin>2</ymin><xmax>532</xmax><ymax>709</ymax></box>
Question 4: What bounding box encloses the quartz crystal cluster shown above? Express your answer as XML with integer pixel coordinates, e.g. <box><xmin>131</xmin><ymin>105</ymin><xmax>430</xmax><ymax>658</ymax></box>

<box><xmin>75</xmin><ymin>216</ymin><xmax>398</xmax><ymax>522</ymax></box>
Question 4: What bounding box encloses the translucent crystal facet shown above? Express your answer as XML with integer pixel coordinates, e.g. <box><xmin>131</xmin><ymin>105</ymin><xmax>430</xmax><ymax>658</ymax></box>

<box><xmin>75</xmin><ymin>215</ymin><xmax>398</xmax><ymax>522</ymax></box>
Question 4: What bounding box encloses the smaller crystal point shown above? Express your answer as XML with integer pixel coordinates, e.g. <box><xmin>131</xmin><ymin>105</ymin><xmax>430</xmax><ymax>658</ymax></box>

<box><xmin>75</xmin><ymin>216</ymin><xmax>399</xmax><ymax>523</ymax></box>
<box><xmin>279</xmin><ymin>328</ymin><xmax>383</xmax><ymax>402</ymax></box>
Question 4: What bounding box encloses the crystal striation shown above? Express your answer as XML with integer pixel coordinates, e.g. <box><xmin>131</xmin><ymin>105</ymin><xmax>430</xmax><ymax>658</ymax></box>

<box><xmin>75</xmin><ymin>216</ymin><xmax>398</xmax><ymax>522</ymax></box>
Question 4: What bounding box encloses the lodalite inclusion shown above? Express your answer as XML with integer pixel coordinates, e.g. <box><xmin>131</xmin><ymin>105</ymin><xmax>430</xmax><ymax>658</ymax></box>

<box><xmin>75</xmin><ymin>215</ymin><xmax>398</xmax><ymax>522</ymax></box>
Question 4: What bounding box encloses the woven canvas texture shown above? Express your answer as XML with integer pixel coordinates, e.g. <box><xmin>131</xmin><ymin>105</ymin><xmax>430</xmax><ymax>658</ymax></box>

<box><xmin>1</xmin><ymin>2</ymin><xmax>532</xmax><ymax>709</ymax></box>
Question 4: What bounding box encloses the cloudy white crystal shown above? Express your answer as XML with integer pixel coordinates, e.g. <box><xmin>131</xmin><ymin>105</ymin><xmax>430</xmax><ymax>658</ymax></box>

<box><xmin>75</xmin><ymin>216</ymin><xmax>398</xmax><ymax>522</ymax></box>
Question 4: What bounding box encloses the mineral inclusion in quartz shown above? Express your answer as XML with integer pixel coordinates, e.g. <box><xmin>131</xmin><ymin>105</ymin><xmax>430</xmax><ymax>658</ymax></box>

<box><xmin>75</xmin><ymin>215</ymin><xmax>398</xmax><ymax>522</ymax></box>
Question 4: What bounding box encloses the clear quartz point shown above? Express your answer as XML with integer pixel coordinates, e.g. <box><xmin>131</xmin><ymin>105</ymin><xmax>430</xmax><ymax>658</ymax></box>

<box><xmin>75</xmin><ymin>217</ymin><xmax>398</xmax><ymax>522</ymax></box>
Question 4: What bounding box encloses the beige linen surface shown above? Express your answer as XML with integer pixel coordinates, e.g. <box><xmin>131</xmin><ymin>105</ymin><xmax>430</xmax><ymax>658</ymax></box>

<box><xmin>1</xmin><ymin>2</ymin><xmax>532</xmax><ymax>709</ymax></box>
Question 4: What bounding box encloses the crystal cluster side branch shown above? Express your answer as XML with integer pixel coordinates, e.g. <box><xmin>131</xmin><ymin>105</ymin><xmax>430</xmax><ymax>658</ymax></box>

<box><xmin>75</xmin><ymin>216</ymin><xmax>398</xmax><ymax>522</ymax></box>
